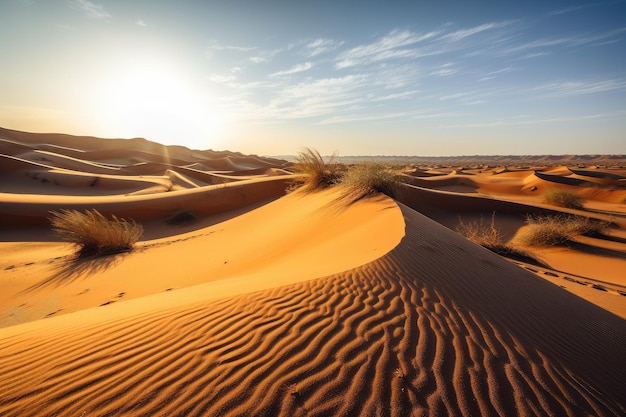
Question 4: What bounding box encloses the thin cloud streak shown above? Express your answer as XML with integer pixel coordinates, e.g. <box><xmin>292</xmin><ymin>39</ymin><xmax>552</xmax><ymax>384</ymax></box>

<box><xmin>441</xmin><ymin>21</ymin><xmax>512</xmax><ymax>42</ymax></box>
<box><xmin>533</xmin><ymin>79</ymin><xmax>626</xmax><ymax>97</ymax></box>
<box><xmin>270</xmin><ymin>62</ymin><xmax>313</xmax><ymax>77</ymax></box>
<box><xmin>69</xmin><ymin>0</ymin><xmax>110</xmax><ymax>20</ymax></box>
<box><xmin>305</xmin><ymin>38</ymin><xmax>344</xmax><ymax>57</ymax></box>
<box><xmin>336</xmin><ymin>29</ymin><xmax>440</xmax><ymax>68</ymax></box>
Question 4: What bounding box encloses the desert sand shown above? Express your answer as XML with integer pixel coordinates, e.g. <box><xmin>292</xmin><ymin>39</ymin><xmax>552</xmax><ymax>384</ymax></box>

<box><xmin>1</xmin><ymin>126</ymin><xmax>625</xmax><ymax>416</ymax></box>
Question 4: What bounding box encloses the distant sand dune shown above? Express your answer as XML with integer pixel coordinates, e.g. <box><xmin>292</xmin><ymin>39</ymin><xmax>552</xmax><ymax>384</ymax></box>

<box><xmin>0</xmin><ymin>176</ymin><xmax>293</xmax><ymax>227</ymax></box>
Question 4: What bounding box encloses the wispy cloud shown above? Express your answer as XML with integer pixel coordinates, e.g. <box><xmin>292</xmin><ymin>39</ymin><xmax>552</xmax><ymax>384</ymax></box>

<box><xmin>69</xmin><ymin>0</ymin><xmax>110</xmax><ymax>20</ymax></box>
<box><xmin>242</xmin><ymin>75</ymin><xmax>369</xmax><ymax>121</ymax></box>
<box><xmin>136</xmin><ymin>19</ymin><xmax>147</xmax><ymax>27</ymax></box>
<box><xmin>335</xmin><ymin>22</ymin><xmax>515</xmax><ymax>70</ymax></box>
<box><xmin>441</xmin><ymin>116</ymin><xmax>565</xmax><ymax>129</ymax></box>
<box><xmin>533</xmin><ymin>79</ymin><xmax>626</xmax><ymax>97</ymax></box>
<box><xmin>478</xmin><ymin>66</ymin><xmax>514</xmax><ymax>81</ymax></box>
<box><xmin>499</xmin><ymin>28</ymin><xmax>626</xmax><ymax>56</ymax></box>
<box><xmin>305</xmin><ymin>38</ymin><xmax>344</xmax><ymax>57</ymax></box>
<box><xmin>206</xmin><ymin>40</ymin><xmax>256</xmax><ymax>53</ymax></box>
<box><xmin>548</xmin><ymin>2</ymin><xmax>603</xmax><ymax>16</ymax></box>
<box><xmin>430</xmin><ymin>63</ymin><xmax>457</xmax><ymax>77</ymax></box>
<box><xmin>270</xmin><ymin>62</ymin><xmax>313</xmax><ymax>77</ymax></box>
<box><xmin>441</xmin><ymin>21</ymin><xmax>512</xmax><ymax>42</ymax></box>
<box><xmin>336</xmin><ymin>29</ymin><xmax>440</xmax><ymax>69</ymax></box>
<box><xmin>318</xmin><ymin>112</ymin><xmax>408</xmax><ymax>125</ymax></box>
<box><xmin>249</xmin><ymin>49</ymin><xmax>282</xmax><ymax>64</ymax></box>
<box><xmin>369</xmin><ymin>90</ymin><xmax>420</xmax><ymax>102</ymax></box>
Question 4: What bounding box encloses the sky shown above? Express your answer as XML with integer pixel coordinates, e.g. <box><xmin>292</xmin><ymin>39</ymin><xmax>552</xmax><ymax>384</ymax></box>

<box><xmin>1</xmin><ymin>0</ymin><xmax>625</xmax><ymax>156</ymax></box>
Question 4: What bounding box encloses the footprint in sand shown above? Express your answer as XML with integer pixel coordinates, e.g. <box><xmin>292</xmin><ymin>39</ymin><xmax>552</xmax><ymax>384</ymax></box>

<box><xmin>100</xmin><ymin>292</ymin><xmax>126</xmax><ymax>306</ymax></box>
<box><xmin>44</xmin><ymin>309</ymin><xmax>63</xmax><ymax>318</ymax></box>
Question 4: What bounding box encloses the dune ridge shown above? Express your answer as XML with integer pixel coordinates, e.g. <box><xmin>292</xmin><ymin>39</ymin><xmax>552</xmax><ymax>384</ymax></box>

<box><xmin>0</xmin><ymin>129</ymin><xmax>294</xmax><ymax>227</ymax></box>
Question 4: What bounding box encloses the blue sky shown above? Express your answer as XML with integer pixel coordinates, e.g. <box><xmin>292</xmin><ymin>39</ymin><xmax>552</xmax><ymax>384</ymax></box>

<box><xmin>1</xmin><ymin>0</ymin><xmax>625</xmax><ymax>156</ymax></box>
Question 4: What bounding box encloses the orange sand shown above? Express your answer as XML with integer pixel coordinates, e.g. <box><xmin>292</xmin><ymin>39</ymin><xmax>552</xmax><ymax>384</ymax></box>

<box><xmin>1</xmin><ymin>127</ymin><xmax>625</xmax><ymax>416</ymax></box>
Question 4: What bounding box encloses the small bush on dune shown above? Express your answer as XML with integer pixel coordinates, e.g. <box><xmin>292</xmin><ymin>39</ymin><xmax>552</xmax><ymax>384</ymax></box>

<box><xmin>50</xmin><ymin>209</ymin><xmax>143</xmax><ymax>257</ymax></box>
<box><xmin>293</xmin><ymin>147</ymin><xmax>342</xmax><ymax>192</ymax></box>
<box><xmin>515</xmin><ymin>216</ymin><xmax>572</xmax><ymax>246</ymax></box>
<box><xmin>542</xmin><ymin>188</ymin><xmax>584</xmax><ymax>209</ymax></box>
<box><xmin>456</xmin><ymin>213</ymin><xmax>541</xmax><ymax>264</ymax></box>
<box><xmin>456</xmin><ymin>213</ymin><xmax>502</xmax><ymax>248</ymax></box>
<box><xmin>338</xmin><ymin>162</ymin><xmax>401</xmax><ymax>201</ymax></box>
<box><xmin>567</xmin><ymin>215</ymin><xmax>613</xmax><ymax>236</ymax></box>
<box><xmin>514</xmin><ymin>214</ymin><xmax>611</xmax><ymax>247</ymax></box>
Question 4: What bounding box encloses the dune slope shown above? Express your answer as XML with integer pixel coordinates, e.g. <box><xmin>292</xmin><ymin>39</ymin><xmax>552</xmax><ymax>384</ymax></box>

<box><xmin>1</xmin><ymin>199</ymin><xmax>624</xmax><ymax>417</ymax></box>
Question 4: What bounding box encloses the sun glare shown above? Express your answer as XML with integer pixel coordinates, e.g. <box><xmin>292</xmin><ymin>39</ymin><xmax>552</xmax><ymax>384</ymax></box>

<box><xmin>92</xmin><ymin>60</ymin><xmax>229</xmax><ymax>149</ymax></box>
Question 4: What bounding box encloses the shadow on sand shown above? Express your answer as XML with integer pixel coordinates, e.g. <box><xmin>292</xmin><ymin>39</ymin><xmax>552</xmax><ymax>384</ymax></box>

<box><xmin>23</xmin><ymin>252</ymin><xmax>129</xmax><ymax>292</ymax></box>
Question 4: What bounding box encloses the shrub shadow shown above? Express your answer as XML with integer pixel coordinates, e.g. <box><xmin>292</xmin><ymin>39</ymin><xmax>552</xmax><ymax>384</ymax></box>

<box><xmin>24</xmin><ymin>252</ymin><xmax>128</xmax><ymax>292</ymax></box>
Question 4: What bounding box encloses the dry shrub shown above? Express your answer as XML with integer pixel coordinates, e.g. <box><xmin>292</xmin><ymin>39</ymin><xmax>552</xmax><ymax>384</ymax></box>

<box><xmin>456</xmin><ymin>213</ymin><xmax>502</xmax><ymax>248</ymax></box>
<box><xmin>338</xmin><ymin>162</ymin><xmax>401</xmax><ymax>201</ymax></box>
<box><xmin>514</xmin><ymin>214</ymin><xmax>611</xmax><ymax>246</ymax></box>
<box><xmin>456</xmin><ymin>213</ymin><xmax>540</xmax><ymax>264</ymax></box>
<box><xmin>50</xmin><ymin>209</ymin><xmax>143</xmax><ymax>257</ymax></box>
<box><xmin>542</xmin><ymin>188</ymin><xmax>584</xmax><ymax>209</ymax></box>
<box><xmin>293</xmin><ymin>147</ymin><xmax>342</xmax><ymax>192</ymax></box>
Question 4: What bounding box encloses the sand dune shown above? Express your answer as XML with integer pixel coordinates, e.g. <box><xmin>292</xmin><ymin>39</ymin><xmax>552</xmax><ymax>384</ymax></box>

<box><xmin>396</xmin><ymin>165</ymin><xmax>626</xmax><ymax>319</ymax></box>
<box><xmin>1</xmin><ymin>200</ymin><xmax>624</xmax><ymax>416</ymax></box>
<box><xmin>1</xmin><ymin>128</ymin><xmax>625</xmax><ymax>416</ymax></box>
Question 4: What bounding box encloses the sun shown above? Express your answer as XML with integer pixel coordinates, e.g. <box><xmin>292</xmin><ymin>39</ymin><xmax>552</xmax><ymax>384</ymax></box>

<box><xmin>91</xmin><ymin>60</ymin><xmax>229</xmax><ymax>150</ymax></box>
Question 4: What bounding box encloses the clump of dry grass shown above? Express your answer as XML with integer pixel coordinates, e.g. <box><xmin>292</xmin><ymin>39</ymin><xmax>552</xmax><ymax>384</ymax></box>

<box><xmin>542</xmin><ymin>188</ymin><xmax>584</xmax><ymax>209</ymax></box>
<box><xmin>293</xmin><ymin>147</ymin><xmax>342</xmax><ymax>192</ymax></box>
<box><xmin>456</xmin><ymin>213</ymin><xmax>542</xmax><ymax>265</ymax></box>
<box><xmin>456</xmin><ymin>213</ymin><xmax>502</xmax><ymax>248</ymax></box>
<box><xmin>50</xmin><ymin>209</ymin><xmax>143</xmax><ymax>257</ymax></box>
<box><xmin>514</xmin><ymin>214</ymin><xmax>611</xmax><ymax>246</ymax></box>
<box><xmin>338</xmin><ymin>162</ymin><xmax>401</xmax><ymax>201</ymax></box>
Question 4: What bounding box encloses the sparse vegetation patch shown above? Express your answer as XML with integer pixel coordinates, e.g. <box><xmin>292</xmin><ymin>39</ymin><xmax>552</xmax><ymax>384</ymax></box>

<box><xmin>514</xmin><ymin>214</ymin><xmax>611</xmax><ymax>247</ymax></box>
<box><xmin>293</xmin><ymin>147</ymin><xmax>343</xmax><ymax>192</ymax></box>
<box><xmin>338</xmin><ymin>162</ymin><xmax>401</xmax><ymax>201</ymax></box>
<box><xmin>456</xmin><ymin>213</ymin><xmax>502</xmax><ymax>248</ymax></box>
<box><xmin>456</xmin><ymin>213</ymin><xmax>541</xmax><ymax>265</ymax></box>
<box><xmin>50</xmin><ymin>209</ymin><xmax>143</xmax><ymax>257</ymax></box>
<box><xmin>542</xmin><ymin>188</ymin><xmax>584</xmax><ymax>209</ymax></box>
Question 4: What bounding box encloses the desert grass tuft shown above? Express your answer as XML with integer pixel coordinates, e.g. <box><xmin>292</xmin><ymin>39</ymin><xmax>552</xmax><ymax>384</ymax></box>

<box><xmin>514</xmin><ymin>214</ymin><xmax>611</xmax><ymax>247</ymax></box>
<box><xmin>456</xmin><ymin>213</ymin><xmax>502</xmax><ymax>248</ymax></box>
<box><xmin>338</xmin><ymin>162</ymin><xmax>401</xmax><ymax>202</ymax></box>
<box><xmin>456</xmin><ymin>213</ymin><xmax>543</xmax><ymax>265</ymax></box>
<box><xmin>293</xmin><ymin>147</ymin><xmax>342</xmax><ymax>192</ymax></box>
<box><xmin>50</xmin><ymin>209</ymin><xmax>143</xmax><ymax>257</ymax></box>
<box><xmin>542</xmin><ymin>188</ymin><xmax>584</xmax><ymax>209</ymax></box>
